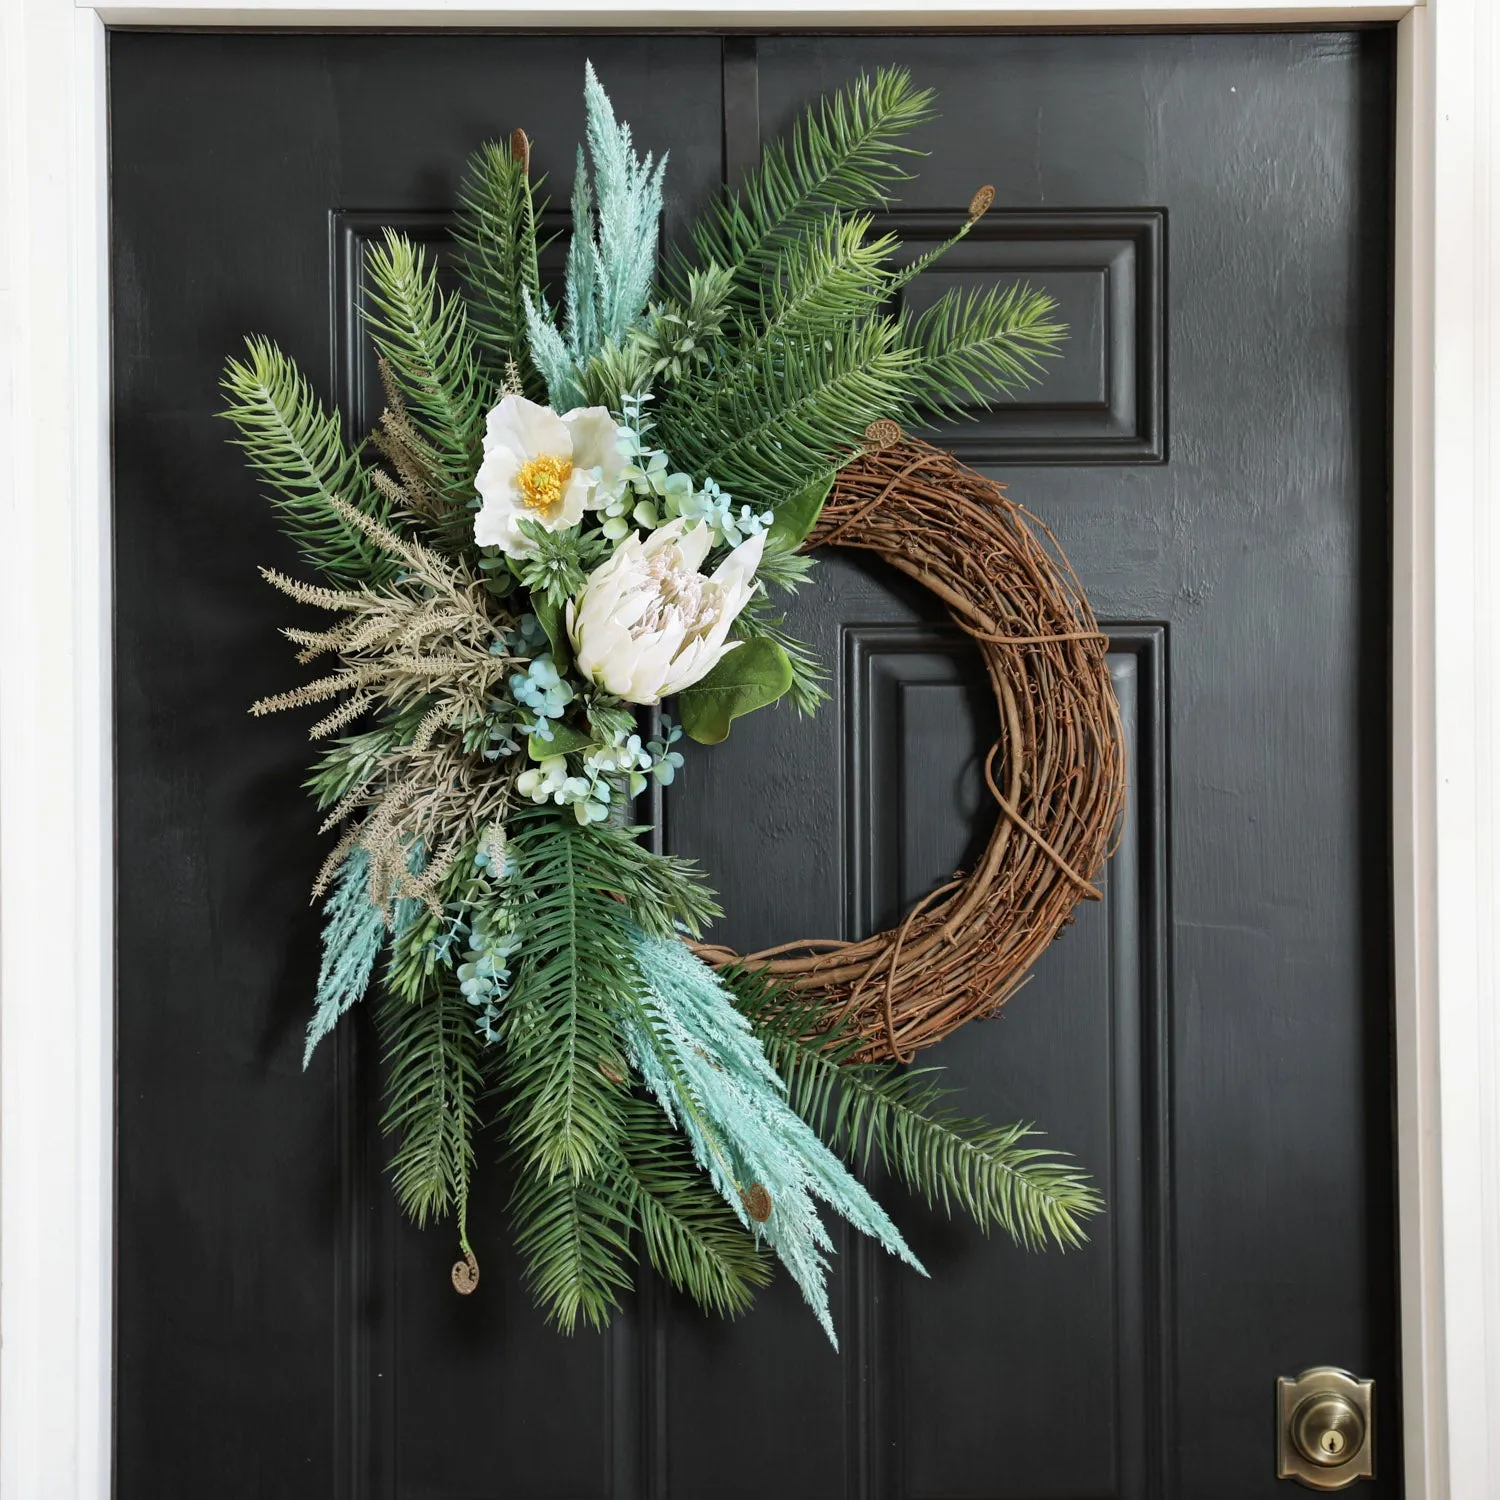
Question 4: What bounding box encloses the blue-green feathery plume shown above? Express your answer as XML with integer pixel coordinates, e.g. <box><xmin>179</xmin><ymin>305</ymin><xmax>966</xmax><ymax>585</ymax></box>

<box><xmin>621</xmin><ymin>928</ymin><xmax>925</xmax><ymax>1346</ymax></box>
<box><xmin>581</xmin><ymin>60</ymin><xmax>665</xmax><ymax>345</ymax></box>
<box><xmin>564</xmin><ymin>147</ymin><xmax>601</xmax><ymax>366</ymax></box>
<box><xmin>525</xmin><ymin>60</ymin><xmax>667</xmax><ymax>409</ymax></box>
<box><xmin>304</xmin><ymin>842</ymin><xmax>431</xmax><ymax>1067</ymax></box>
<box><xmin>304</xmin><ymin>847</ymin><xmax>386</xmax><ymax>1068</ymax></box>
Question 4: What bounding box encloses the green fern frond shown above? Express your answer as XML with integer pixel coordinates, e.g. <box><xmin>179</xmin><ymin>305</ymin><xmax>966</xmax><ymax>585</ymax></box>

<box><xmin>455</xmin><ymin>137</ymin><xmax>549</xmax><ymax>400</ymax></box>
<box><xmin>617</xmin><ymin>1097</ymin><xmax>771</xmax><ymax>1318</ymax></box>
<box><xmin>758</xmin><ymin>212</ymin><xmax>897</xmax><ymax>342</ymax></box>
<box><xmin>906</xmin><ymin>281</ymin><xmax>1066</xmax><ymax>419</ymax></box>
<box><xmin>362</xmin><ymin>229</ymin><xmax>490</xmax><ymax>532</ymax></box>
<box><xmin>679</xmin><ymin>67</ymin><xmax>935</xmax><ymax>307</ymax></box>
<box><xmin>501</xmin><ymin>816</ymin><xmax>636</xmax><ymax>1183</ymax></box>
<box><xmin>509</xmin><ymin>1156</ymin><xmax>636</xmax><ymax>1332</ymax></box>
<box><xmin>220</xmin><ymin>336</ymin><xmax>395</xmax><ymax>586</ymax></box>
<box><xmin>500</xmin><ymin>810</ymin><xmax>719</xmax><ymax>1183</ymax></box>
<box><xmin>659</xmin><ymin>317</ymin><xmax>917</xmax><ymax>510</ymax></box>
<box><xmin>377</xmin><ymin>973</ymin><xmax>487</xmax><ymax>1234</ymax></box>
<box><xmin>736</xmin><ymin>979</ymin><xmax>1104</xmax><ymax>1250</ymax></box>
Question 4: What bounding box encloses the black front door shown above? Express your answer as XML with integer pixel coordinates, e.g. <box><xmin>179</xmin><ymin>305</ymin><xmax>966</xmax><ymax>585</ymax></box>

<box><xmin>110</xmin><ymin>28</ymin><xmax>1397</xmax><ymax>1498</ymax></box>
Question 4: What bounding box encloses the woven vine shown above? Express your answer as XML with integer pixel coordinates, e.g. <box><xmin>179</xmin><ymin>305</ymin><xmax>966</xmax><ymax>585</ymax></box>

<box><xmin>696</xmin><ymin>427</ymin><xmax>1127</xmax><ymax>1062</ymax></box>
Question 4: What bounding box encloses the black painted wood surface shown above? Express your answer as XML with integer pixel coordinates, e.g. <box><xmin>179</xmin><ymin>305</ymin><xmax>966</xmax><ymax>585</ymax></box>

<box><xmin>110</xmin><ymin>29</ymin><xmax>1397</xmax><ymax>1498</ymax></box>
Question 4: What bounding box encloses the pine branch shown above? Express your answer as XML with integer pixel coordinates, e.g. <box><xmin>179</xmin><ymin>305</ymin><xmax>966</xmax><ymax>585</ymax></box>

<box><xmin>303</xmin><ymin>845</ymin><xmax>388</xmax><ymax>1068</ymax></box>
<box><xmin>455</xmin><ymin>133</ymin><xmax>549</xmax><ymax>400</ymax></box>
<box><xmin>658</xmin><ymin>316</ymin><xmax>917</xmax><ymax>511</ymax></box>
<box><xmin>737</xmin><ymin>980</ymin><xmax>1104</xmax><ymax>1250</ymax></box>
<box><xmin>677</xmin><ymin>68</ymin><xmax>935</xmax><ymax>308</ymax></box>
<box><xmin>220</xmin><ymin>336</ymin><xmax>396</xmax><ymax>587</ymax></box>
<box><xmin>499</xmin><ymin>813</ymin><xmax>641</xmax><ymax>1182</ymax></box>
<box><xmin>305</xmin><ymin>723</ymin><xmax>407</xmax><ymax>811</ymax></box>
<box><xmin>509</xmin><ymin>1155</ymin><xmax>636</xmax><ymax>1332</ymax></box>
<box><xmin>377</xmin><ymin>971</ymin><xmax>487</xmax><ymax>1233</ymax></box>
<box><xmin>616</xmin><ymin>1096</ymin><xmax>771</xmax><ymax>1318</ymax></box>
<box><xmin>362</xmin><ymin>229</ymin><xmax>490</xmax><ymax>532</ymax></box>
<box><xmin>749</xmin><ymin>211</ymin><xmax>897</xmax><ymax>354</ymax></box>
<box><xmin>906</xmin><ymin>281</ymin><xmax>1066</xmax><ymax>419</ymax></box>
<box><xmin>499</xmin><ymin>809</ymin><xmax>719</xmax><ymax>1184</ymax></box>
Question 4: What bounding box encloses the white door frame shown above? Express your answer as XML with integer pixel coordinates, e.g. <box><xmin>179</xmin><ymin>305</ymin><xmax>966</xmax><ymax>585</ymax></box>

<box><xmin>2</xmin><ymin>2</ymin><xmax>1494</xmax><ymax>1496</ymax></box>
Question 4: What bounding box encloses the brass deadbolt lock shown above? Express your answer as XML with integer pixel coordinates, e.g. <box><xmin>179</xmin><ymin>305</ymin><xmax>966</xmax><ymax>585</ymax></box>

<box><xmin>1278</xmin><ymin>1367</ymin><xmax>1374</xmax><ymax>1489</ymax></box>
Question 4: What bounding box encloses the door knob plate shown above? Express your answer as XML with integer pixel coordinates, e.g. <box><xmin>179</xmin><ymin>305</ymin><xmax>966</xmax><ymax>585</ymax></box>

<box><xmin>1277</xmin><ymin>1367</ymin><xmax>1374</xmax><ymax>1490</ymax></box>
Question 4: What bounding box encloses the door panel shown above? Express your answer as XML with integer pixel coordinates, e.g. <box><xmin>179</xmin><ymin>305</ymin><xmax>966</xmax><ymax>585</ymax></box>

<box><xmin>110</xmin><ymin>29</ymin><xmax>1395</xmax><ymax>1498</ymax></box>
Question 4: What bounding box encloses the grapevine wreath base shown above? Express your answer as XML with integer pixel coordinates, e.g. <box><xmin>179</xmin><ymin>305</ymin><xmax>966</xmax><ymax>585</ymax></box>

<box><xmin>696</xmin><ymin>426</ymin><xmax>1126</xmax><ymax>1063</ymax></box>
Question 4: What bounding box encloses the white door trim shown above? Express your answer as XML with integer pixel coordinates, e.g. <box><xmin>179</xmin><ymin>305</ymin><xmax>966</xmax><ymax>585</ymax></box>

<box><xmin>3</xmin><ymin>4</ymin><xmax>1494</xmax><ymax>1497</ymax></box>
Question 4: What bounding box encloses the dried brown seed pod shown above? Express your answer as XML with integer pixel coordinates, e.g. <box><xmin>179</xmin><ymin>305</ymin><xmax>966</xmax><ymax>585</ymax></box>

<box><xmin>510</xmin><ymin>128</ymin><xmax>531</xmax><ymax>176</ymax></box>
<box><xmin>742</xmin><ymin>1183</ymin><xmax>774</xmax><ymax>1223</ymax></box>
<box><xmin>968</xmin><ymin>184</ymin><xmax>996</xmax><ymax>222</ymax></box>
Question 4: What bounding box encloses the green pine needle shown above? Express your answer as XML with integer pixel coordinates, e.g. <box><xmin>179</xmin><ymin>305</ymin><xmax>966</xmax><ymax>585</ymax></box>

<box><xmin>907</xmin><ymin>281</ymin><xmax>1067</xmax><ymax>419</ymax></box>
<box><xmin>377</xmin><ymin>972</ymin><xmax>487</xmax><ymax>1236</ymax></box>
<box><xmin>304</xmin><ymin>723</ymin><xmax>405</xmax><ymax>810</ymax></box>
<box><xmin>660</xmin><ymin>315</ymin><xmax>917</xmax><ymax>512</ymax></box>
<box><xmin>748</xmin><ymin>211</ymin><xmax>898</xmax><ymax>357</ymax></box>
<box><xmin>362</xmin><ymin>229</ymin><xmax>491</xmax><ymax>532</ymax></box>
<box><xmin>500</xmin><ymin>818</ymin><xmax>637</xmax><ymax>1184</ymax></box>
<box><xmin>500</xmin><ymin>810</ymin><xmax>720</xmax><ymax>1185</ymax></box>
<box><xmin>220</xmin><ymin>336</ymin><xmax>396</xmax><ymax>587</ymax></box>
<box><xmin>455</xmin><ymin>138</ymin><xmax>550</xmax><ymax>400</ymax></box>
<box><xmin>508</xmin><ymin>1096</ymin><xmax>772</xmax><ymax>1332</ymax></box>
<box><xmin>616</xmin><ymin>1096</ymin><xmax>772</xmax><ymax>1318</ymax></box>
<box><xmin>735</xmin><ymin>978</ymin><xmax>1104</xmax><ymax>1251</ymax></box>
<box><xmin>509</xmin><ymin>1156</ymin><xmax>636</xmax><ymax>1332</ymax></box>
<box><xmin>680</xmin><ymin>67</ymin><xmax>936</xmax><ymax>307</ymax></box>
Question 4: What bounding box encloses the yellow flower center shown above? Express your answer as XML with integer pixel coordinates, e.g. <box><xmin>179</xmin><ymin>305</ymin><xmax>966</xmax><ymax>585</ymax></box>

<box><xmin>517</xmin><ymin>454</ymin><xmax>573</xmax><ymax>512</ymax></box>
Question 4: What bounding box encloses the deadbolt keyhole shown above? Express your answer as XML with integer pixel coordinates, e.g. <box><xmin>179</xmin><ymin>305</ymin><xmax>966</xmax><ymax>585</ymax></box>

<box><xmin>1278</xmin><ymin>1368</ymin><xmax>1374</xmax><ymax>1489</ymax></box>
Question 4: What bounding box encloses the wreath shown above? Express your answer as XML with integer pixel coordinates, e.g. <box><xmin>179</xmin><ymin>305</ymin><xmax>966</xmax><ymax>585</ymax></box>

<box><xmin>222</xmin><ymin>64</ymin><xmax>1122</xmax><ymax>1345</ymax></box>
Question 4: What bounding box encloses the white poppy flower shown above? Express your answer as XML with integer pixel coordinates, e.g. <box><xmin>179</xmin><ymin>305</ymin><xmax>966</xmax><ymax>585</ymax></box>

<box><xmin>474</xmin><ymin>395</ymin><xmax>626</xmax><ymax>557</ymax></box>
<box><xmin>566</xmin><ymin>517</ymin><xmax>764</xmax><ymax>705</ymax></box>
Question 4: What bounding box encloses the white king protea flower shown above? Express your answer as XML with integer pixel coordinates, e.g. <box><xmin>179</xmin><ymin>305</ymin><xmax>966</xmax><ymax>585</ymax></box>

<box><xmin>567</xmin><ymin>517</ymin><xmax>765</xmax><ymax>705</ymax></box>
<box><xmin>474</xmin><ymin>394</ymin><xmax>625</xmax><ymax>556</ymax></box>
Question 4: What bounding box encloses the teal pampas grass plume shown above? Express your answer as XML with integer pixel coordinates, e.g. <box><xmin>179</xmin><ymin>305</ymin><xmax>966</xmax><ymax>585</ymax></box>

<box><xmin>303</xmin><ymin>847</ymin><xmax>386</xmax><ymax>1068</ymax></box>
<box><xmin>621</xmin><ymin>928</ymin><xmax>925</xmax><ymax>1346</ymax></box>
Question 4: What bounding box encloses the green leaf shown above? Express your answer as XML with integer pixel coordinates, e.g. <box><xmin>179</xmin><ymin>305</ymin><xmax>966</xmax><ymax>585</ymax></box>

<box><xmin>768</xmin><ymin>473</ymin><xmax>832</xmax><ymax>551</ymax></box>
<box><xmin>528</xmin><ymin>724</ymin><xmax>595</xmax><ymax>761</ymax></box>
<box><xmin>675</xmin><ymin>638</ymin><xmax>794</xmax><ymax>744</ymax></box>
<box><xmin>531</xmin><ymin>592</ymin><xmax>573</xmax><ymax>672</ymax></box>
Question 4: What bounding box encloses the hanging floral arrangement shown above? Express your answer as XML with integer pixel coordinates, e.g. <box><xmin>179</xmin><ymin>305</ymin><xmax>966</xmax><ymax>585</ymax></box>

<box><xmin>222</xmin><ymin>64</ymin><xmax>1109</xmax><ymax>1346</ymax></box>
